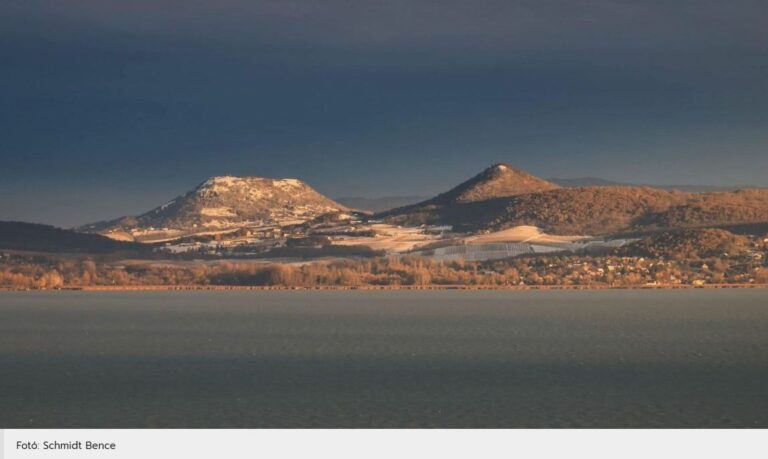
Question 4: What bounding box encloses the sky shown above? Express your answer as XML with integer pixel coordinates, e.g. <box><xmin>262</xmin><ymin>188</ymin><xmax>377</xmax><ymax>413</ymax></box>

<box><xmin>1</xmin><ymin>0</ymin><xmax>767</xmax><ymax>227</ymax></box>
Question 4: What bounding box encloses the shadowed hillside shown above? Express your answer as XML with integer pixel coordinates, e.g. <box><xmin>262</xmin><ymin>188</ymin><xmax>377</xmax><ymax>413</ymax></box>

<box><xmin>0</xmin><ymin>221</ymin><xmax>149</xmax><ymax>253</ymax></box>
<box><xmin>477</xmin><ymin>187</ymin><xmax>768</xmax><ymax>234</ymax></box>
<box><xmin>618</xmin><ymin>228</ymin><xmax>751</xmax><ymax>259</ymax></box>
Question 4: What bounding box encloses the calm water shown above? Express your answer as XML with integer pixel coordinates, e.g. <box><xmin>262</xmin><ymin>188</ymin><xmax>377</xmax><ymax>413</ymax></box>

<box><xmin>1</xmin><ymin>289</ymin><xmax>767</xmax><ymax>428</ymax></box>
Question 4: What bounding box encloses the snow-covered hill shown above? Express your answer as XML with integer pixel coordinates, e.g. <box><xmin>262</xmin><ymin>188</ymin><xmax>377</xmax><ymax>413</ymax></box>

<box><xmin>79</xmin><ymin>176</ymin><xmax>347</xmax><ymax>242</ymax></box>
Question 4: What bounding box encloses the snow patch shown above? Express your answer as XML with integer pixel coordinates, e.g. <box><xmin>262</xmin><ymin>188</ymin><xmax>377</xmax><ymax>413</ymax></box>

<box><xmin>200</xmin><ymin>207</ymin><xmax>238</xmax><ymax>217</ymax></box>
<box><xmin>200</xmin><ymin>176</ymin><xmax>241</xmax><ymax>191</ymax></box>
<box><xmin>273</xmin><ymin>178</ymin><xmax>303</xmax><ymax>191</ymax></box>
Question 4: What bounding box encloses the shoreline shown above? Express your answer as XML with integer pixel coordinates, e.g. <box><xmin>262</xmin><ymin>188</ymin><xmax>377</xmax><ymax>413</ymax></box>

<box><xmin>2</xmin><ymin>283</ymin><xmax>767</xmax><ymax>292</ymax></box>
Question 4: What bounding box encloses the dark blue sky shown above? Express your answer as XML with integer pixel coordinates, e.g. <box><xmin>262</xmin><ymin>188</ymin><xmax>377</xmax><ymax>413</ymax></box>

<box><xmin>1</xmin><ymin>1</ymin><xmax>767</xmax><ymax>226</ymax></box>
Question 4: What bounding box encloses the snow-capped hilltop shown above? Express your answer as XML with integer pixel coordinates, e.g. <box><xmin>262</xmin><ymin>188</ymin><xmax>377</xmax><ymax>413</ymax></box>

<box><xmin>194</xmin><ymin>176</ymin><xmax>306</xmax><ymax>198</ymax></box>
<box><xmin>80</xmin><ymin>175</ymin><xmax>347</xmax><ymax>242</ymax></box>
<box><xmin>432</xmin><ymin>163</ymin><xmax>561</xmax><ymax>205</ymax></box>
<box><xmin>378</xmin><ymin>163</ymin><xmax>560</xmax><ymax>221</ymax></box>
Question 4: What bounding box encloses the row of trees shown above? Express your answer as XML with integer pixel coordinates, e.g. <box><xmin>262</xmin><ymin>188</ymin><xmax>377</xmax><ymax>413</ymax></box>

<box><xmin>1</xmin><ymin>252</ymin><xmax>766</xmax><ymax>289</ymax></box>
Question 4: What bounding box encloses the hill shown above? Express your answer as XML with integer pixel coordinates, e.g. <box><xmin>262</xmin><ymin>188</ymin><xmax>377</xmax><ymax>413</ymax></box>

<box><xmin>462</xmin><ymin>187</ymin><xmax>768</xmax><ymax>234</ymax></box>
<box><xmin>0</xmin><ymin>221</ymin><xmax>148</xmax><ymax>253</ymax></box>
<box><xmin>618</xmin><ymin>228</ymin><xmax>751</xmax><ymax>259</ymax></box>
<box><xmin>550</xmin><ymin>177</ymin><xmax>755</xmax><ymax>192</ymax></box>
<box><xmin>80</xmin><ymin>176</ymin><xmax>347</xmax><ymax>241</ymax></box>
<box><xmin>378</xmin><ymin>163</ymin><xmax>558</xmax><ymax>220</ymax></box>
<box><xmin>423</xmin><ymin>163</ymin><xmax>559</xmax><ymax>206</ymax></box>
<box><xmin>381</xmin><ymin>165</ymin><xmax>768</xmax><ymax>235</ymax></box>
<box><xmin>549</xmin><ymin>177</ymin><xmax>627</xmax><ymax>187</ymax></box>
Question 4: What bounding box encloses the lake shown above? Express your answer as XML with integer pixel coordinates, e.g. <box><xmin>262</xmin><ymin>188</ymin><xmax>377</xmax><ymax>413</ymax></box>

<box><xmin>1</xmin><ymin>289</ymin><xmax>767</xmax><ymax>427</ymax></box>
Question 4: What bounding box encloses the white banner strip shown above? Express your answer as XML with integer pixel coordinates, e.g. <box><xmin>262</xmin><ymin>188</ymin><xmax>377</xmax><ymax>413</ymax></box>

<box><xmin>3</xmin><ymin>429</ymin><xmax>766</xmax><ymax>459</ymax></box>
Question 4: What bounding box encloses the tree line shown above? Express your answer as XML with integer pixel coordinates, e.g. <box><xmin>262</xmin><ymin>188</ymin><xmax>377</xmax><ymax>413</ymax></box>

<box><xmin>2</xmin><ymin>250</ymin><xmax>766</xmax><ymax>289</ymax></box>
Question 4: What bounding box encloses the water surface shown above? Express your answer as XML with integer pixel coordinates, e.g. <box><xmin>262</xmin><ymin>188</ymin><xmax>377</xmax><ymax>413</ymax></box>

<box><xmin>1</xmin><ymin>289</ymin><xmax>767</xmax><ymax>427</ymax></box>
